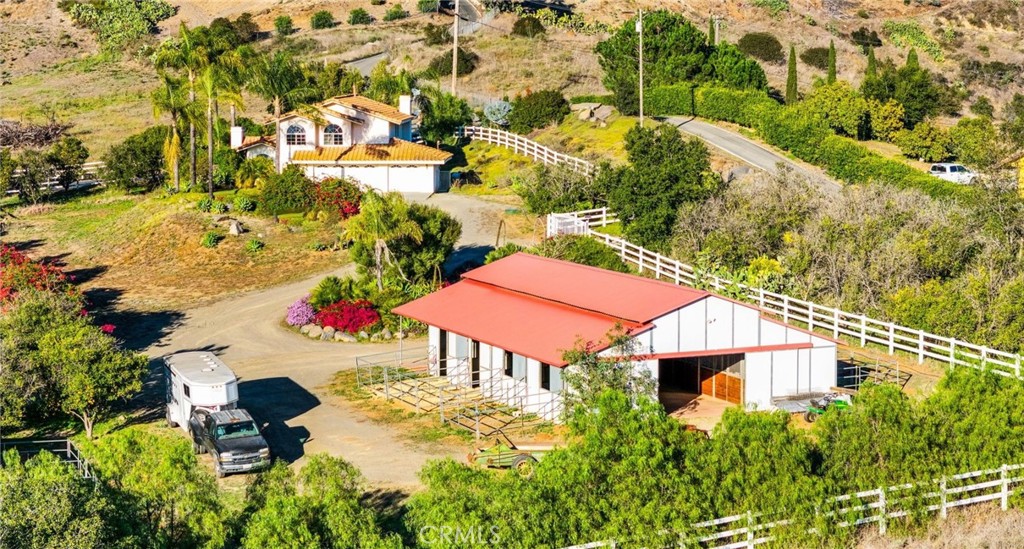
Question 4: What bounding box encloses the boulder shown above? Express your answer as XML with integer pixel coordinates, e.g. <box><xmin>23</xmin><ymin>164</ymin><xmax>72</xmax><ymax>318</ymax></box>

<box><xmin>570</xmin><ymin>102</ymin><xmax>600</xmax><ymax>112</ymax></box>
<box><xmin>335</xmin><ymin>332</ymin><xmax>357</xmax><ymax>342</ymax></box>
<box><xmin>358</xmin><ymin>330</ymin><xmax>370</xmax><ymax>340</ymax></box>
<box><xmin>307</xmin><ymin>326</ymin><xmax>323</xmax><ymax>339</ymax></box>
<box><xmin>214</xmin><ymin>215</ymin><xmax>230</xmax><ymax>223</ymax></box>
<box><xmin>577</xmin><ymin>107</ymin><xmax>594</xmax><ymax>121</ymax></box>
<box><xmin>594</xmin><ymin>105</ymin><xmax>615</xmax><ymax>122</ymax></box>
<box><xmin>323</xmin><ymin>326</ymin><xmax>337</xmax><ymax>337</ymax></box>
<box><xmin>381</xmin><ymin>328</ymin><xmax>393</xmax><ymax>340</ymax></box>
<box><xmin>395</xmin><ymin>331</ymin><xmax>407</xmax><ymax>340</ymax></box>
<box><xmin>228</xmin><ymin>220</ymin><xmax>245</xmax><ymax>236</ymax></box>
<box><xmin>300</xmin><ymin>324</ymin><xmax>314</xmax><ymax>334</ymax></box>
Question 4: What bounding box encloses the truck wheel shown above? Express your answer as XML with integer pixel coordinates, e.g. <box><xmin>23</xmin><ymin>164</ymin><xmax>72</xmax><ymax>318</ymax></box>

<box><xmin>512</xmin><ymin>454</ymin><xmax>537</xmax><ymax>478</ymax></box>
<box><xmin>166</xmin><ymin>409</ymin><xmax>178</xmax><ymax>428</ymax></box>
<box><xmin>191</xmin><ymin>440</ymin><xmax>202</xmax><ymax>455</ymax></box>
<box><xmin>805</xmin><ymin>410</ymin><xmax>817</xmax><ymax>423</ymax></box>
<box><xmin>213</xmin><ymin>456</ymin><xmax>225</xmax><ymax>478</ymax></box>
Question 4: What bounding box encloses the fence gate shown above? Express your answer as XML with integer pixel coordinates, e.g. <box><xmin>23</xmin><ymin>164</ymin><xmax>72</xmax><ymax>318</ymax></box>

<box><xmin>546</xmin><ymin>214</ymin><xmax>588</xmax><ymax>237</ymax></box>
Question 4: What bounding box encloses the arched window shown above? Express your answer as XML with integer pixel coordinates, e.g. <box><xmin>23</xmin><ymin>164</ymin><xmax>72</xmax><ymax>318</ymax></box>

<box><xmin>286</xmin><ymin>125</ymin><xmax>306</xmax><ymax>145</ymax></box>
<box><xmin>323</xmin><ymin>124</ymin><xmax>344</xmax><ymax>145</ymax></box>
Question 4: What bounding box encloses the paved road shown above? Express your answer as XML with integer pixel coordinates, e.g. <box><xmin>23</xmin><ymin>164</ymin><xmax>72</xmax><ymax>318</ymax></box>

<box><xmin>145</xmin><ymin>192</ymin><xmax>536</xmax><ymax>491</ymax></box>
<box><xmin>665</xmin><ymin>116</ymin><xmax>840</xmax><ymax>192</ymax></box>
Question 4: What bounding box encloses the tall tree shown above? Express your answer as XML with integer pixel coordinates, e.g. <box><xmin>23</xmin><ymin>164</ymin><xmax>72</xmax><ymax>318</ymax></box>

<box><xmin>246</xmin><ymin>51</ymin><xmax>309</xmax><ymax>173</ymax></box>
<box><xmin>345</xmin><ymin>191</ymin><xmax>424</xmax><ymax>290</ymax></box>
<box><xmin>707</xmin><ymin>17</ymin><xmax>716</xmax><ymax>46</ymax></box>
<box><xmin>827</xmin><ymin>39</ymin><xmax>837</xmax><ymax>84</ymax></box>
<box><xmin>417</xmin><ymin>87</ymin><xmax>473</xmax><ymax>146</ymax></box>
<box><xmin>151</xmin><ymin>72</ymin><xmax>190</xmax><ymax>191</ymax></box>
<box><xmin>154</xmin><ymin>23</ymin><xmax>211</xmax><ymax>191</ymax></box>
<box><xmin>866</xmin><ymin>46</ymin><xmax>877</xmax><ymax>78</ymax></box>
<box><xmin>199</xmin><ymin>64</ymin><xmax>243</xmax><ymax>199</ymax></box>
<box><xmin>786</xmin><ymin>45</ymin><xmax>798</xmax><ymax>105</ymax></box>
<box><xmin>906</xmin><ymin>47</ymin><xmax>920</xmax><ymax>69</ymax></box>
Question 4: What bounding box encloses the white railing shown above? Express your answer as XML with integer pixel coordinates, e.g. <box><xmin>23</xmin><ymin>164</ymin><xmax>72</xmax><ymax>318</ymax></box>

<box><xmin>6</xmin><ymin>161</ymin><xmax>105</xmax><ymax>196</ymax></box>
<box><xmin>459</xmin><ymin>126</ymin><xmax>596</xmax><ymax>176</ymax></box>
<box><xmin>562</xmin><ymin>463</ymin><xmax>1024</xmax><ymax>549</ymax></box>
<box><xmin>547</xmin><ymin>208</ymin><xmax>1024</xmax><ymax>378</ymax></box>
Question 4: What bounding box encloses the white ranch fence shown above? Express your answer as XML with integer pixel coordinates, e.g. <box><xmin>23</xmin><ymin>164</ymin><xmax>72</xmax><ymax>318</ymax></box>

<box><xmin>547</xmin><ymin>208</ymin><xmax>1024</xmax><ymax>378</ymax></box>
<box><xmin>5</xmin><ymin>161</ymin><xmax>105</xmax><ymax>196</ymax></box>
<box><xmin>458</xmin><ymin>126</ymin><xmax>596</xmax><ymax>176</ymax></box>
<box><xmin>562</xmin><ymin>462</ymin><xmax>1024</xmax><ymax>548</ymax></box>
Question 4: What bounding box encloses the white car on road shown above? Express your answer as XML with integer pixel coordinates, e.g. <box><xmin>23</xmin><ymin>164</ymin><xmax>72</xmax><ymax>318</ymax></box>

<box><xmin>930</xmin><ymin>163</ymin><xmax>976</xmax><ymax>185</ymax></box>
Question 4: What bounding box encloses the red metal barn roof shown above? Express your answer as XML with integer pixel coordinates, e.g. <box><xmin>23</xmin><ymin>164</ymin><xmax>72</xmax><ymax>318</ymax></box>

<box><xmin>393</xmin><ymin>253</ymin><xmax>708</xmax><ymax>366</ymax></box>
<box><xmin>461</xmin><ymin>253</ymin><xmax>708</xmax><ymax>323</ymax></box>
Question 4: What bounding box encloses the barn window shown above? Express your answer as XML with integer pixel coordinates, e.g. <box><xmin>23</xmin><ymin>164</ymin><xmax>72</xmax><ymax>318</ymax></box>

<box><xmin>286</xmin><ymin>125</ymin><xmax>307</xmax><ymax>145</ymax></box>
<box><xmin>324</xmin><ymin>124</ymin><xmax>344</xmax><ymax>145</ymax></box>
<box><xmin>183</xmin><ymin>384</ymin><xmax>191</xmax><ymax>398</ymax></box>
<box><xmin>541</xmin><ymin>363</ymin><xmax>551</xmax><ymax>390</ymax></box>
<box><xmin>504</xmin><ymin>351</ymin><xmax>526</xmax><ymax>381</ymax></box>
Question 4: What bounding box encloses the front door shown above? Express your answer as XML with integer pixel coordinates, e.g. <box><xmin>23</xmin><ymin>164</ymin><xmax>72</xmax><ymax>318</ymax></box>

<box><xmin>471</xmin><ymin>341</ymin><xmax>481</xmax><ymax>388</ymax></box>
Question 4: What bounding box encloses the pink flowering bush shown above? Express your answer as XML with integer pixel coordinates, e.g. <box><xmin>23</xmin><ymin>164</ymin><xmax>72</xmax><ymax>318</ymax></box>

<box><xmin>286</xmin><ymin>295</ymin><xmax>316</xmax><ymax>326</ymax></box>
<box><xmin>314</xmin><ymin>300</ymin><xmax>380</xmax><ymax>334</ymax></box>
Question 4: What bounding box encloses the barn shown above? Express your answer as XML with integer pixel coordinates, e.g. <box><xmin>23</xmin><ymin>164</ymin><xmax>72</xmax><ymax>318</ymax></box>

<box><xmin>393</xmin><ymin>253</ymin><xmax>839</xmax><ymax>420</ymax></box>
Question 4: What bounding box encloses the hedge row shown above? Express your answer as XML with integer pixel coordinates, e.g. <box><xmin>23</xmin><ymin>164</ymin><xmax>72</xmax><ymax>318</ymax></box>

<box><xmin>642</xmin><ymin>84</ymin><xmax>969</xmax><ymax>199</ymax></box>
<box><xmin>569</xmin><ymin>94</ymin><xmax>616</xmax><ymax>106</ymax></box>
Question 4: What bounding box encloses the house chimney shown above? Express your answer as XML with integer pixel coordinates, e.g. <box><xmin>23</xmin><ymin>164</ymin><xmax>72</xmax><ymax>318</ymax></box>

<box><xmin>230</xmin><ymin>126</ymin><xmax>244</xmax><ymax>149</ymax></box>
<box><xmin>399</xmin><ymin>94</ymin><xmax>413</xmax><ymax>115</ymax></box>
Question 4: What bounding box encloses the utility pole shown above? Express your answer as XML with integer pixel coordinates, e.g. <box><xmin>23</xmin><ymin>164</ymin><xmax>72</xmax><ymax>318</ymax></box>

<box><xmin>637</xmin><ymin>9</ymin><xmax>644</xmax><ymax>126</ymax></box>
<box><xmin>451</xmin><ymin>0</ymin><xmax>461</xmax><ymax>96</ymax></box>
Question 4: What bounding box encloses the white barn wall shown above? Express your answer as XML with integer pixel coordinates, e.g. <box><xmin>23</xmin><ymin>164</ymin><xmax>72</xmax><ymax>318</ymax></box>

<box><xmin>744</xmin><ymin>353</ymin><xmax>773</xmax><ymax>410</ymax></box>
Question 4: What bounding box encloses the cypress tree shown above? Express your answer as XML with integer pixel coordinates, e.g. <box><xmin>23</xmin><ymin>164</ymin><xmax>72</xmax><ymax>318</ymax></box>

<box><xmin>866</xmin><ymin>46</ymin><xmax>877</xmax><ymax>77</ymax></box>
<box><xmin>906</xmin><ymin>47</ymin><xmax>920</xmax><ymax>69</ymax></box>
<box><xmin>708</xmin><ymin>17</ymin><xmax>716</xmax><ymax>46</ymax></box>
<box><xmin>786</xmin><ymin>45</ymin><xmax>798</xmax><ymax>105</ymax></box>
<box><xmin>827</xmin><ymin>39</ymin><xmax>837</xmax><ymax>84</ymax></box>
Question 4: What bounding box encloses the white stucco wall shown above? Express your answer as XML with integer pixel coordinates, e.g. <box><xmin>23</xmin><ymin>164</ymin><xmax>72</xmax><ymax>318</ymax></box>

<box><xmin>243</xmin><ymin>143</ymin><xmax>275</xmax><ymax>159</ymax></box>
<box><xmin>299</xmin><ymin>164</ymin><xmax>438</xmax><ymax>194</ymax></box>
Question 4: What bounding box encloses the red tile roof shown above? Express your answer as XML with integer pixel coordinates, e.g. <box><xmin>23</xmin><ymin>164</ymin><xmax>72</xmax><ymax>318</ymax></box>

<box><xmin>393</xmin><ymin>253</ymin><xmax>709</xmax><ymax>366</ymax></box>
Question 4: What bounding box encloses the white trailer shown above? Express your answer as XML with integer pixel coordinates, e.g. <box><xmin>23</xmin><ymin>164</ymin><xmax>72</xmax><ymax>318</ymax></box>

<box><xmin>164</xmin><ymin>352</ymin><xmax>239</xmax><ymax>432</ymax></box>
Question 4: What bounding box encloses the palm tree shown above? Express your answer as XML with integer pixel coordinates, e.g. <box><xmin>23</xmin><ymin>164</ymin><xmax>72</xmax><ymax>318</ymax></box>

<box><xmin>199</xmin><ymin>64</ymin><xmax>243</xmax><ymax>199</ymax></box>
<box><xmin>246</xmin><ymin>51</ymin><xmax>311</xmax><ymax>173</ymax></box>
<box><xmin>345</xmin><ymin>191</ymin><xmax>424</xmax><ymax>291</ymax></box>
<box><xmin>154</xmin><ymin>23</ymin><xmax>210</xmax><ymax>191</ymax></box>
<box><xmin>151</xmin><ymin>73</ymin><xmax>191</xmax><ymax>192</ymax></box>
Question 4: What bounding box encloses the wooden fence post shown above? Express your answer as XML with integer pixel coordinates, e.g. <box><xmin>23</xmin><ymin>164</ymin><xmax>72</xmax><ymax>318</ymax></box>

<box><xmin>383</xmin><ymin>366</ymin><xmax>390</xmax><ymax>400</ymax></box>
<box><xmin>918</xmin><ymin>330</ymin><xmax>925</xmax><ymax>364</ymax></box>
<box><xmin>949</xmin><ymin>339</ymin><xmax>956</xmax><ymax>371</ymax></box>
<box><xmin>860</xmin><ymin>315</ymin><xmax>867</xmax><ymax>347</ymax></box>
<box><xmin>758</xmin><ymin>288</ymin><xmax>765</xmax><ymax>309</ymax></box>
<box><xmin>746</xmin><ymin>511</ymin><xmax>755</xmax><ymax>549</ymax></box>
<box><xmin>808</xmin><ymin>303</ymin><xmax>815</xmax><ymax>332</ymax></box>
<box><xmin>1002</xmin><ymin>464</ymin><xmax>1009</xmax><ymax>511</ymax></box>
<box><xmin>940</xmin><ymin>477</ymin><xmax>947</xmax><ymax>519</ymax></box>
<box><xmin>878</xmin><ymin>488</ymin><xmax>887</xmax><ymax>535</ymax></box>
<box><xmin>783</xmin><ymin>295</ymin><xmax>790</xmax><ymax>324</ymax></box>
<box><xmin>833</xmin><ymin>308</ymin><xmax>840</xmax><ymax>339</ymax></box>
<box><xmin>888</xmin><ymin>323</ymin><xmax>895</xmax><ymax>354</ymax></box>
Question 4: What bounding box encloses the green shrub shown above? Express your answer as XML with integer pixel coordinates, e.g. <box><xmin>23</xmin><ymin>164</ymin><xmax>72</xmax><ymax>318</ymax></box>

<box><xmin>101</xmin><ymin>126</ymin><xmax>168</xmax><ymax>192</ymax></box>
<box><xmin>850</xmin><ymin>26</ymin><xmax>882</xmax><ymax>53</ymax></box>
<box><xmin>382</xmin><ymin>4</ymin><xmax>408</xmax><ymax>21</ymax></box>
<box><xmin>233</xmin><ymin>195</ymin><xmax>256</xmax><ymax>212</ymax></box>
<box><xmin>737</xmin><ymin>32</ymin><xmax>784</xmax><ymax>64</ymax></box>
<box><xmin>894</xmin><ymin>121</ymin><xmax>952</xmax><ymax>162</ymax></box>
<box><xmin>306</xmin><ymin>240</ymin><xmax>329</xmax><ymax>252</ymax></box>
<box><xmin>694</xmin><ymin>86</ymin><xmax>779</xmax><ymax>127</ymax></box>
<box><xmin>62</xmin><ymin>0</ymin><xmax>174</xmax><ymax>54</ymax></box>
<box><xmin>484</xmin><ymin>243</ymin><xmax>526</xmax><ymax>264</ymax></box>
<box><xmin>752</xmin><ymin>0</ymin><xmax>789</xmax><ymax>15</ymax></box>
<box><xmin>512</xmin><ymin>16</ymin><xmax>546</xmax><ymax>38</ymax></box>
<box><xmin>348</xmin><ymin>8</ymin><xmax>373</xmax><ymax>25</ymax></box>
<box><xmin>570</xmin><ymin>94</ymin><xmax>616</xmax><ymax>105</ymax></box>
<box><xmin>422</xmin><ymin>23</ymin><xmax>450</xmax><ymax>45</ymax></box>
<box><xmin>197</xmin><ymin>197</ymin><xmax>214</xmax><ymax>213</ymax></box>
<box><xmin>969</xmin><ymin>96</ymin><xmax>994</xmax><ymax>117</ymax></box>
<box><xmin>211</xmin><ymin>201</ymin><xmax>229</xmax><ymax>214</ymax></box>
<box><xmin>370</xmin><ymin>0</ymin><xmax>386</xmax><ymax>4</ymax></box>
<box><xmin>258</xmin><ymin>166</ymin><xmax>315</xmax><ymax>215</ymax></box>
<box><xmin>644</xmin><ymin>84</ymin><xmax>695</xmax><ymax>116</ymax></box>
<box><xmin>310</xmin><ymin>10</ymin><xmax>335</xmax><ymax>29</ymax></box>
<box><xmin>200</xmin><ymin>231</ymin><xmax>223</xmax><ymax>249</ymax></box>
<box><xmin>274</xmin><ymin>15</ymin><xmax>295</xmax><ymax>36</ymax></box>
<box><xmin>310</xmin><ymin>276</ymin><xmax>350</xmax><ymax>309</ymax></box>
<box><xmin>417</xmin><ymin>0</ymin><xmax>438</xmax><ymax>12</ymax></box>
<box><xmin>508</xmin><ymin>90</ymin><xmax>570</xmax><ymax>134</ymax></box>
<box><xmin>426</xmin><ymin>47</ymin><xmax>479</xmax><ymax>77</ymax></box>
<box><xmin>245</xmin><ymin>239</ymin><xmax>266</xmax><ymax>254</ymax></box>
<box><xmin>800</xmin><ymin>47</ymin><xmax>830</xmax><ymax>70</ymax></box>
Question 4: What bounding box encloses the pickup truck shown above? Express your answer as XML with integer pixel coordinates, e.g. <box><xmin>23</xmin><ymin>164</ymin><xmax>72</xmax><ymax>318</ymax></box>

<box><xmin>188</xmin><ymin>409</ymin><xmax>271</xmax><ymax>478</ymax></box>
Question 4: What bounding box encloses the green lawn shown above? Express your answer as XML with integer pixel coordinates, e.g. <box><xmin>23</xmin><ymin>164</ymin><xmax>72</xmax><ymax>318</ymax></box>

<box><xmin>532</xmin><ymin>115</ymin><xmax>657</xmax><ymax>164</ymax></box>
<box><xmin>444</xmin><ymin>140</ymin><xmax>536</xmax><ymax>196</ymax></box>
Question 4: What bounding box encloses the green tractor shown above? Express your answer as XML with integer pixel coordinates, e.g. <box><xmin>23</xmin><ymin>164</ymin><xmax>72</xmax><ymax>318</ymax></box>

<box><xmin>804</xmin><ymin>393</ymin><xmax>852</xmax><ymax>423</ymax></box>
<box><xmin>467</xmin><ymin>439</ymin><xmax>556</xmax><ymax>478</ymax></box>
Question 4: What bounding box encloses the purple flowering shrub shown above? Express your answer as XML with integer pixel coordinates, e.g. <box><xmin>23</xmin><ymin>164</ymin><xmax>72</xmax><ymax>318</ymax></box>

<box><xmin>286</xmin><ymin>295</ymin><xmax>316</xmax><ymax>326</ymax></box>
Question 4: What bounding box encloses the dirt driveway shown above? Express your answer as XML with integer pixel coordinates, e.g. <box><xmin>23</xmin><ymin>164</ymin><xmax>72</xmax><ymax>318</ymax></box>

<box><xmin>146</xmin><ymin>192</ymin><xmax>539</xmax><ymax>491</ymax></box>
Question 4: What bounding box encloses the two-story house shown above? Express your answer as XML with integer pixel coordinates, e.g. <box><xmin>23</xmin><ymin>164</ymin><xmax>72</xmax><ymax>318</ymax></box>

<box><xmin>231</xmin><ymin>94</ymin><xmax>453</xmax><ymax>194</ymax></box>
